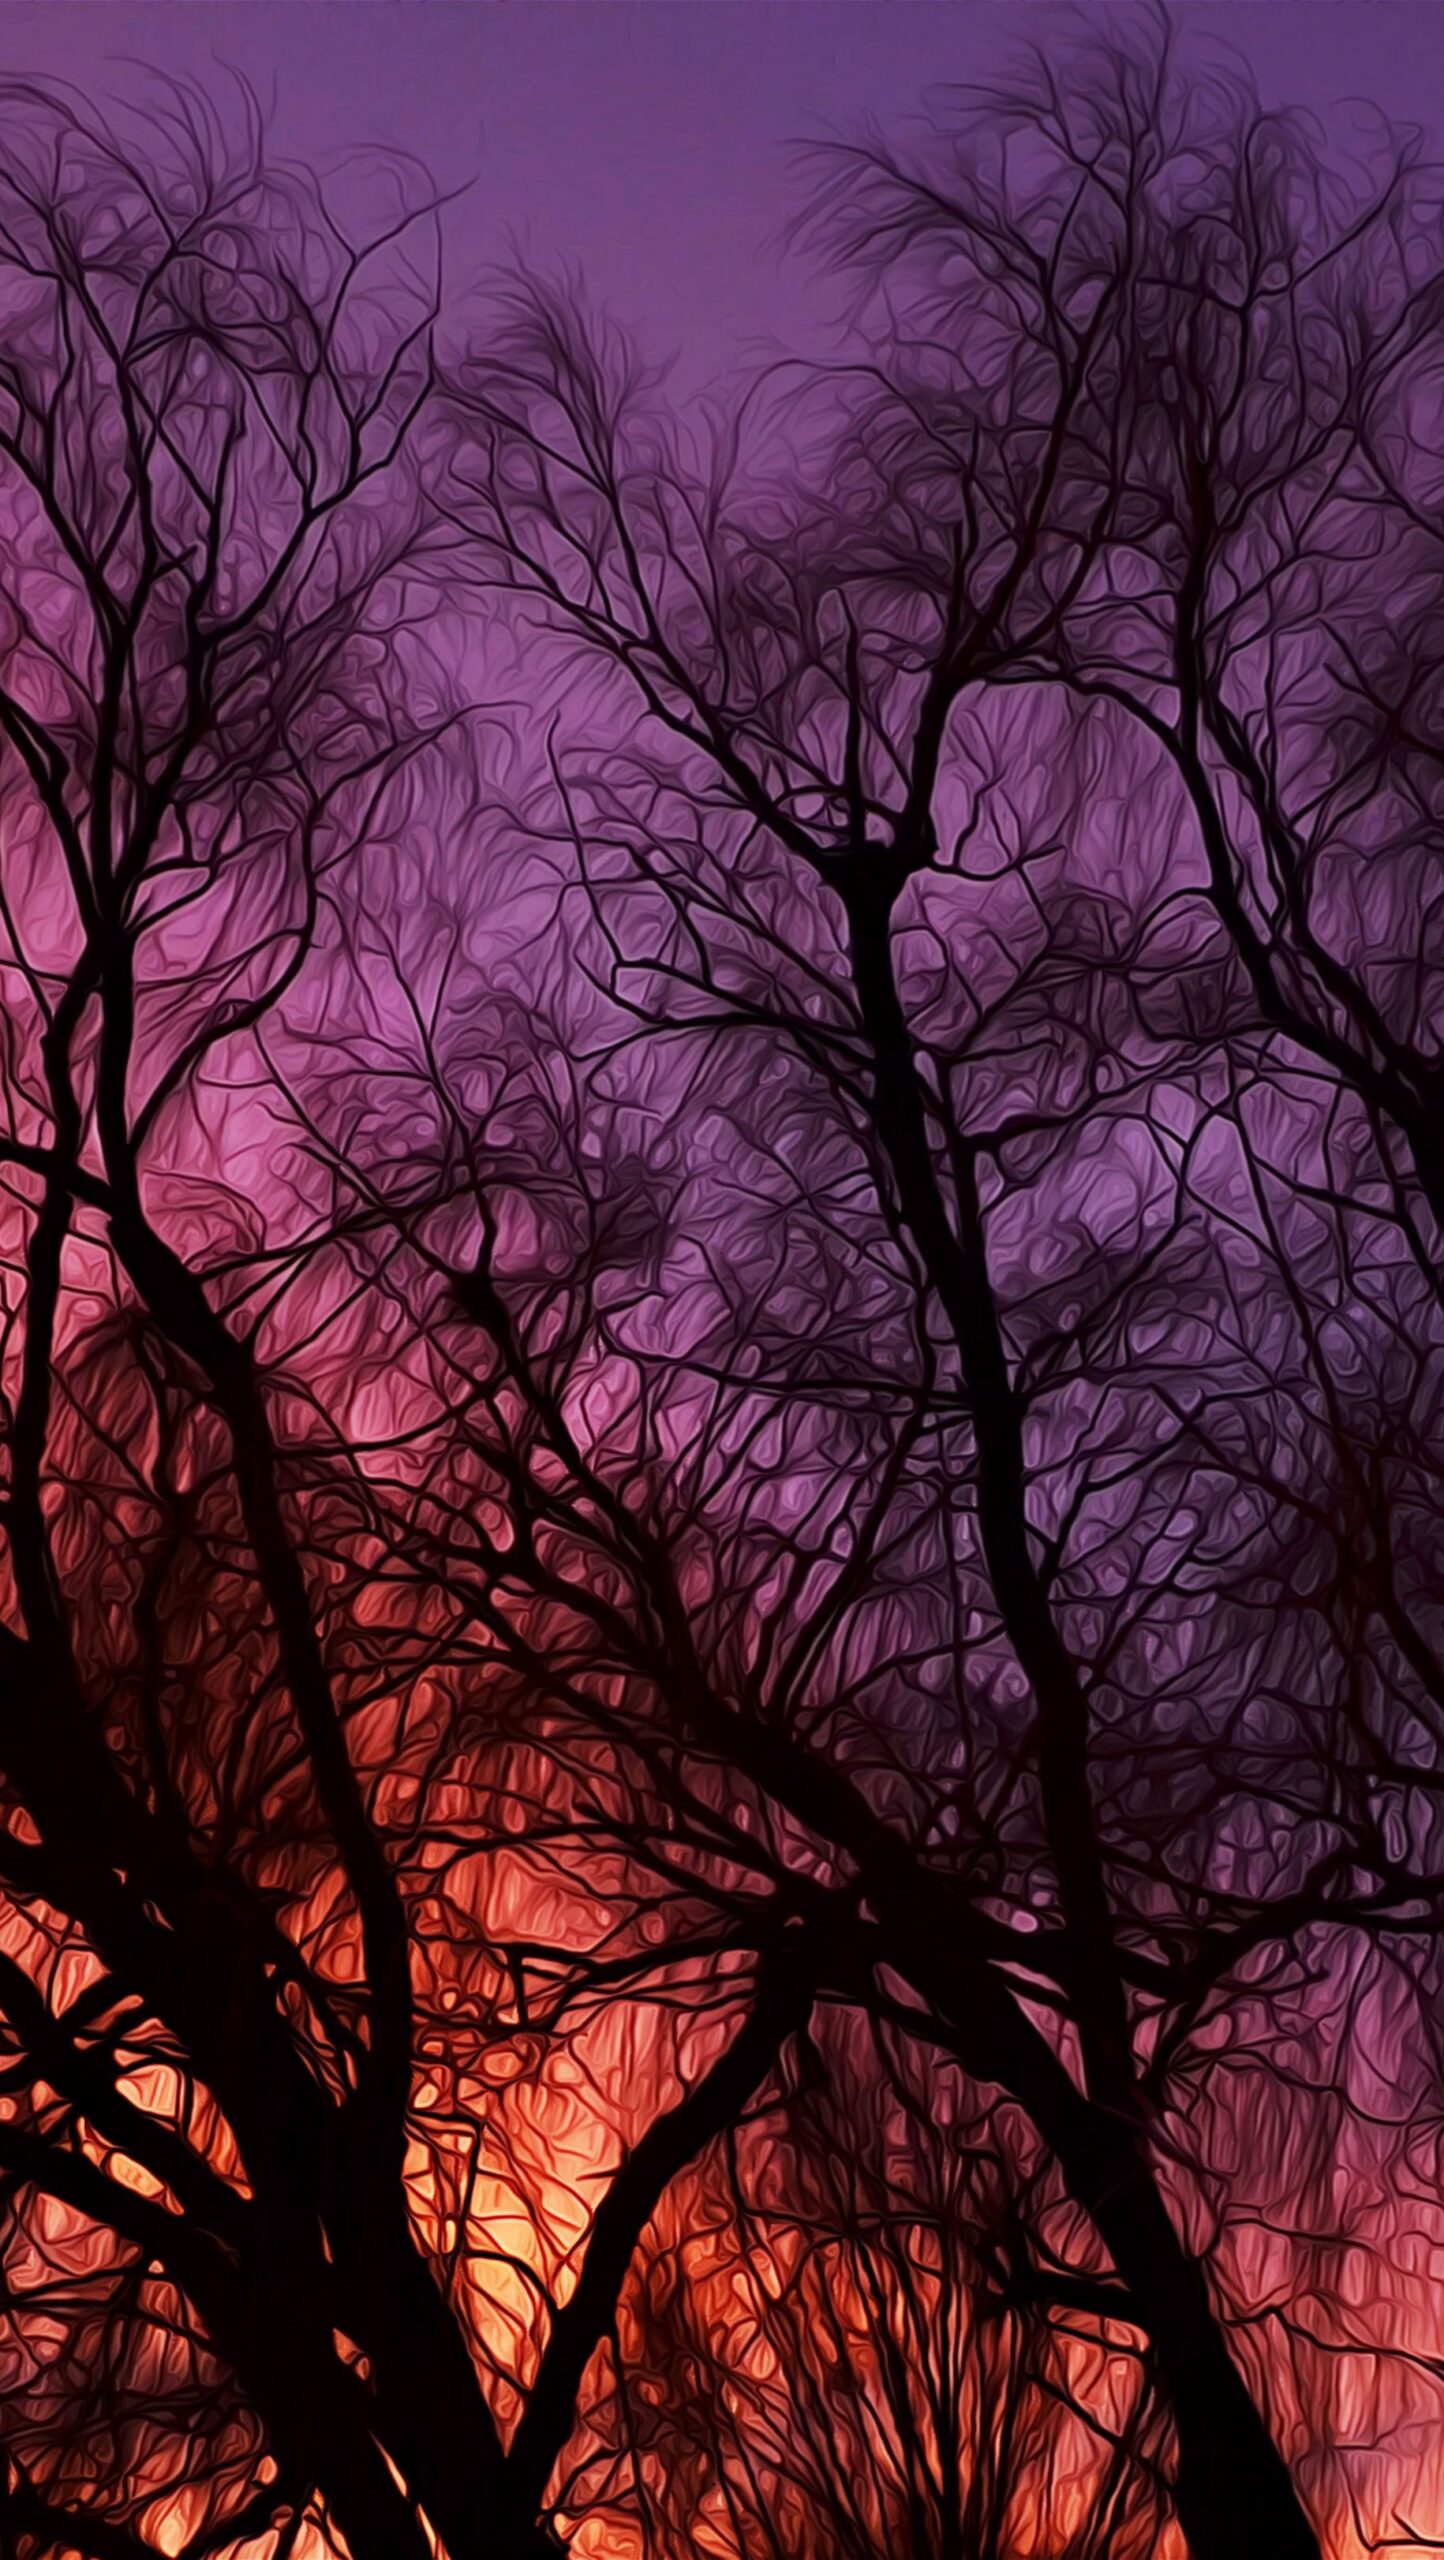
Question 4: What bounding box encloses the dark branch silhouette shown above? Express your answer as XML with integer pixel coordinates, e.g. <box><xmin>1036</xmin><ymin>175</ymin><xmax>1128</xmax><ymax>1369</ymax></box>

<box><xmin>0</xmin><ymin>25</ymin><xmax>1443</xmax><ymax>2560</ymax></box>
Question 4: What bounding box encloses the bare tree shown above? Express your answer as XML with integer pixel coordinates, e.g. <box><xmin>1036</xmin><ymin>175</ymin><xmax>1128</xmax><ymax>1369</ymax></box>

<box><xmin>0</xmin><ymin>82</ymin><xmax>817</xmax><ymax>2560</ymax></box>
<box><xmin>602</xmin><ymin>2022</ymin><xmax>1168</xmax><ymax>2560</ymax></box>
<box><xmin>4</xmin><ymin>30</ymin><xmax>1444</xmax><ymax>2560</ymax></box>
<box><xmin>841</xmin><ymin>9</ymin><xmax>1444</xmax><ymax>1277</ymax></box>
<box><xmin>428</xmin><ymin>34</ymin><xmax>1444</xmax><ymax>2544</ymax></box>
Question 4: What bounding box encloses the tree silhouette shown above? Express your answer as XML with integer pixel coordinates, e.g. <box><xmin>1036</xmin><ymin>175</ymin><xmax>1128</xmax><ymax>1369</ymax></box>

<box><xmin>0</xmin><ymin>78</ymin><xmax>763</xmax><ymax>2560</ymax></box>
<box><xmin>2</xmin><ymin>25</ymin><xmax>1444</xmax><ymax>2560</ymax></box>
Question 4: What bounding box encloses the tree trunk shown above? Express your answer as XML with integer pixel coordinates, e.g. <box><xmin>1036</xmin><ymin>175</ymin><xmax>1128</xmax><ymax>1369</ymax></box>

<box><xmin>834</xmin><ymin>867</ymin><xmax>1319</xmax><ymax>2560</ymax></box>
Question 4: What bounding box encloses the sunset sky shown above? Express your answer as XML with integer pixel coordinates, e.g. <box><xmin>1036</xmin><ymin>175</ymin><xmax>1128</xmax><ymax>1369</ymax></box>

<box><xmin>0</xmin><ymin>7</ymin><xmax>1440</xmax><ymax>2557</ymax></box>
<box><xmin>5</xmin><ymin>1</ymin><xmax>1435</xmax><ymax>371</ymax></box>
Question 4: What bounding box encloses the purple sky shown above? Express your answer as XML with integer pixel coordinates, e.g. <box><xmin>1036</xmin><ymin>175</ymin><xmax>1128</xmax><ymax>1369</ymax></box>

<box><xmin>4</xmin><ymin>1</ymin><xmax>1438</xmax><ymax>375</ymax></box>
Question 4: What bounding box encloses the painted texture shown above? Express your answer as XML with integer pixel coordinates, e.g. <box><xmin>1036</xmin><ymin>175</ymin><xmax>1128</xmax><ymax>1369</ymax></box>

<box><xmin>0</xmin><ymin>11</ymin><xmax>1441</xmax><ymax>2560</ymax></box>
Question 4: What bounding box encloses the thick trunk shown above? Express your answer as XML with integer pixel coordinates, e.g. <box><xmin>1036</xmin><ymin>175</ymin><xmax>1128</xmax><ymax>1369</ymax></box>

<box><xmin>834</xmin><ymin>867</ymin><xmax>1319</xmax><ymax>2560</ymax></box>
<box><xmin>841</xmin><ymin>875</ymin><xmax>1131</xmax><ymax>2101</ymax></box>
<box><xmin>241</xmin><ymin>2335</ymin><xmax>437</xmax><ymax>2560</ymax></box>
<box><xmin>1086</xmin><ymin>2164</ymin><xmax>1314</xmax><ymax>2560</ymax></box>
<box><xmin>849</xmin><ymin>1861</ymin><xmax>1318</xmax><ymax>2560</ymax></box>
<box><xmin>324</xmin><ymin>2172</ymin><xmax>517</xmax><ymax>2560</ymax></box>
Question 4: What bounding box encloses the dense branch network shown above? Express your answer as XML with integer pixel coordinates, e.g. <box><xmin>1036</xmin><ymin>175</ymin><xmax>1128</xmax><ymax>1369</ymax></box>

<box><xmin>1</xmin><ymin>21</ymin><xmax>1443</xmax><ymax>2560</ymax></box>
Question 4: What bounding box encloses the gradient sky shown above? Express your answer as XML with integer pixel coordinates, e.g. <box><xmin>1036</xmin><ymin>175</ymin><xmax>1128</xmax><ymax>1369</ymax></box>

<box><xmin>1</xmin><ymin>0</ymin><xmax>1438</xmax><ymax>383</ymax></box>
